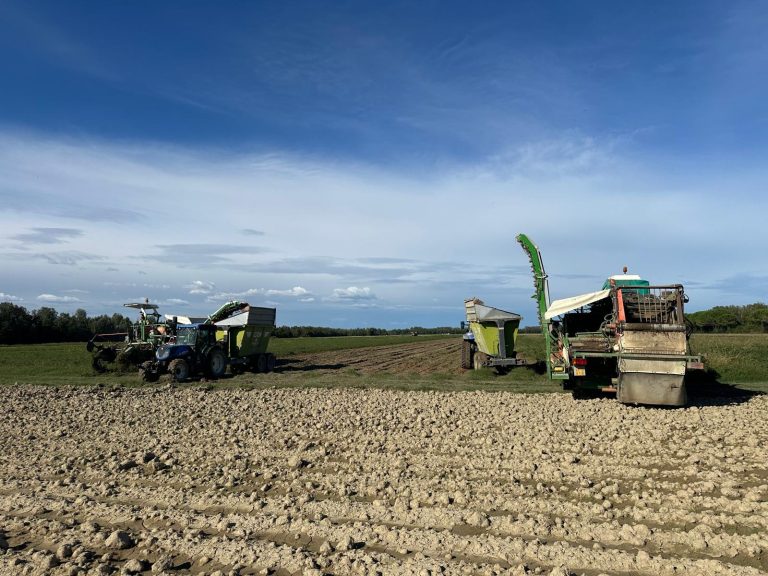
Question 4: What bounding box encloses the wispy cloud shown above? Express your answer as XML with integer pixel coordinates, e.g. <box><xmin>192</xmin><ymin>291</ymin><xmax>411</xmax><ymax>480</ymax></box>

<box><xmin>11</xmin><ymin>227</ymin><xmax>83</xmax><ymax>244</ymax></box>
<box><xmin>37</xmin><ymin>293</ymin><xmax>81</xmax><ymax>303</ymax></box>
<box><xmin>37</xmin><ymin>251</ymin><xmax>105</xmax><ymax>266</ymax></box>
<box><xmin>147</xmin><ymin>244</ymin><xmax>269</xmax><ymax>267</ymax></box>
<box><xmin>0</xmin><ymin>129</ymin><xmax>765</xmax><ymax>324</ymax></box>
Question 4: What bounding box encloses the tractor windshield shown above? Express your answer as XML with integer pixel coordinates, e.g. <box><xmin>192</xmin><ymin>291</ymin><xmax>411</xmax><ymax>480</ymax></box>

<box><xmin>175</xmin><ymin>326</ymin><xmax>197</xmax><ymax>345</ymax></box>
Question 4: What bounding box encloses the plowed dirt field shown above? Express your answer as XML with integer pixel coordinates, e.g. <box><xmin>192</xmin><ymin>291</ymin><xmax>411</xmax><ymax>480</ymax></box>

<box><xmin>1</xmin><ymin>340</ymin><xmax>767</xmax><ymax>576</ymax></box>
<box><xmin>276</xmin><ymin>338</ymin><xmax>462</xmax><ymax>376</ymax></box>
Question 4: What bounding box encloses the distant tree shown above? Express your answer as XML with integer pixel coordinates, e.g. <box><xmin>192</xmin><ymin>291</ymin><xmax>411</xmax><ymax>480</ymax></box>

<box><xmin>0</xmin><ymin>303</ymin><xmax>33</xmax><ymax>344</ymax></box>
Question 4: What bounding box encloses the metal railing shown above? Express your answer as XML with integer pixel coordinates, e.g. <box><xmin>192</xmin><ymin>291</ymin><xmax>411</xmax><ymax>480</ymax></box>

<box><xmin>616</xmin><ymin>285</ymin><xmax>685</xmax><ymax>326</ymax></box>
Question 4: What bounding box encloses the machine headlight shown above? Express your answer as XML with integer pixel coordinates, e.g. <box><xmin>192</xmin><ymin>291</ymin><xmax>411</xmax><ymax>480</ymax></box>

<box><xmin>156</xmin><ymin>346</ymin><xmax>171</xmax><ymax>360</ymax></box>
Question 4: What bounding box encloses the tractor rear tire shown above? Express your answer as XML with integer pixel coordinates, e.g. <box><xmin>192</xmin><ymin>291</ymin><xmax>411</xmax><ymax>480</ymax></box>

<box><xmin>265</xmin><ymin>353</ymin><xmax>276</xmax><ymax>372</ymax></box>
<box><xmin>168</xmin><ymin>359</ymin><xmax>190</xmax><ymax>382</ymax></box>
<box><xmin>206</xmin><ymin>348</ymin><xmax>227</xmax><ymax>379</ymax></box>
<box><xmin>461</xmin><ymin>340</ymin><xmax>473</xmax><ymax>370</ymax></box>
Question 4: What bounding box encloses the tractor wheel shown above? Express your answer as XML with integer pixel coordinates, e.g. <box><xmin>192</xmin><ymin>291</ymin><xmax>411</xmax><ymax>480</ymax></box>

<box><xmin>139</xmin><ymin>361</ymin><xmax>159</xmax><ymax>383</ymax></box>
<box><xmin>460</xmin><ymin>340</ymin><xmax>473</xmax><ymax>370</ymax></box>
<box><xmin>255</xmin><ymin>353</ymin><xmax>267</xmax><ymax>373</ymax></box>
<box><xmin>265</xmin><ymin>353</ymin><xmax>276</xmax><ymax>372</ymax></box>
<box><xmin>92</xmin><ymin>347</ymin><xmax>117</xmax><ymax>373</ymax></box>
<box><xmin>168</xmin><ymin>359</ymin><xmax>190</xmax><ymax>382</ymax></box>
<box><xmin>206</xmin><ymin>348</ymin><xmax>227</xmax><ymax>379</ymax></box>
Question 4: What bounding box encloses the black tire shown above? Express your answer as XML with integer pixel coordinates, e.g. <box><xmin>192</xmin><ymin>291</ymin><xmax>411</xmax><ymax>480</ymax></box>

<box><xmin>168</xmin><ymin>358</ymin><xmax>190</xmax><ymax>382</ymax></box>
<box><xmin>139</xmin><ymin>362</ymin><xmax>159</xmax><ymax>383</ymax></box>
<box><xmin>206</xmin><ymin>348</ymin><xmax>227</xmax><ymax>378</ymax></box>
<box><xmin>255</xmin><ymin>353</ymin><xmax>267</xmax><ymax>373</ymax></box>
<box><xmin>265</xmin><ymin>353</ymin><xmax>276</xmax><ymax>372</ymax></box>
<box><xmin>92</xmin><ymin>348</ymin><xmax>117</xmax><ymax>373</ymax></box>
<box><xmin>461</xmin><ymin>340</ymin><xmax>473</xmax><ymax>370</ymax></box>
<box><xmin>495</xmin><ymin>366</ymin><xmax>510</xmax><ymax>375</ymax></box>
<box><xmin>230</xmin><ymin>363</ymin><xmax>245</xmax><ymax>376</ymax></box>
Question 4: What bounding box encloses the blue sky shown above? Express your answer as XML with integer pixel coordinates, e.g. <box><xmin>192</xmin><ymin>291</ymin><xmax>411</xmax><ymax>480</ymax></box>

<box><xmin>1</xmin><ymin>1</ymin><xmax>767</xmax><ymax>327</ymax></box>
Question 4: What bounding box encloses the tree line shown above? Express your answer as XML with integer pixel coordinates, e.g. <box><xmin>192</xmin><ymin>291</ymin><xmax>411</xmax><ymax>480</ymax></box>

<box><xmin>686</xmin><ymin>303</ymin><xmax>768</xmax><ymax>333</ymax></box>
<box><xmin>0</xmin><ymin>303</ymin><xmax>132</xmax><ymax>345</ymax></box>
<box><xmin>273</xmin><ymin>325</ymin><xmax>463</xmax><ymax>338</ymax></box>
<box><xmin>0</xmin><ymin>302</ymin><xmax>464</xmax><ymax>345</ymax></box>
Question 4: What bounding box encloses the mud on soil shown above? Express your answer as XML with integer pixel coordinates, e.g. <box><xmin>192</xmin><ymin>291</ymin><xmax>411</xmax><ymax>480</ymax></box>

<box><xmin>1</xmin><ymin>383</ymin><xmax>767</xmax><ymax>575</ymax></box>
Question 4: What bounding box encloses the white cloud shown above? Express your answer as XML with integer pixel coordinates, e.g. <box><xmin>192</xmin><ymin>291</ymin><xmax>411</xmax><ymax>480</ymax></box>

<box><xmin>0</xmin><ymin>292</ymin><xmax>23</xmax><ymax>302</ymax></box>
<box><xmin>265</xmin><ymin>286</ymin><xmax>309</xmax><ymax>297</ymax></box>
<box><xmin>187</xmin><ymin>280</ymin><xmax>215</xmax><ymax>295</ymax></box>
<box><xmin>331</xmin><ymin>286</ymin><xmax>376</xmax><ymax>301</ymax></box>
<box><xmin>164</xmin><ymin>298</ymin><xmax>189</xmax><ymax>305</ymax></box>
<box><xmin>208</xmin><ymin>286</ymin><xmax>312</xmax><ymax>301</ymax></box>
<box><xmin>37</xmin><ymin>293</ymin><xmax>81</xmax><ymax>303</ymax></box>
<box><xmin>300</xmin><ymin>297</ymin><xmax>315</xmax><ymax>303</ymax></box>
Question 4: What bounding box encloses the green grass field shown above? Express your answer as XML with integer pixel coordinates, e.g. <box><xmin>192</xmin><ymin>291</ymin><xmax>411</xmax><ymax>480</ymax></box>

<box><xmin>0</xmin><ymin>333</ymin><xmax>766</xmax><ymax>394</ymax></box>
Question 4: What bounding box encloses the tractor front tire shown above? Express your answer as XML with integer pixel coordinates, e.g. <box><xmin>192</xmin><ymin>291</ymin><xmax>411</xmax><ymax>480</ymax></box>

<box><xmin>139</xmin><ymin>361</ymin><xmax>159</xmax><ymax>383</ymax></box>
<box><xmin>168</xmin><ymin>359</ymin><xmax>190</xmax><ymax>382</ymax></box>
<box><xmin>265</xmin><ymin>353</ymin><xmax>276</xmax><ymax>372</ymax></box>
<box><xmin>207</xmin><ymin>349</ymin><xmax>227</xmax><ymax>379</ymax></box>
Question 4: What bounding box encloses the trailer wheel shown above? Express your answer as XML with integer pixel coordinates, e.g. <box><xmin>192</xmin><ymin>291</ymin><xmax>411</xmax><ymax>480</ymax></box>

<box><xmin>266</xmin><ymin>353</ymin><xmax>276</xmax><ymax>372</ymax></box>
<box><xmin>461</xmin><ymin>340</ymin><xmax>473</xmax><ymax>370</ymax></box>
<box><xmin>168</xmin><ymin>359</ymin><xmax>190</xmax><ymax>382</ymax></box>
<box><xmin>206</xmin><ymin>348</ymin><xmax>227</xmax><ymax>378</ymax></box>
<box><xmin>255</xmin><ymin>353</ymin><xmax>267</xmax><ymax>373</ymax></box>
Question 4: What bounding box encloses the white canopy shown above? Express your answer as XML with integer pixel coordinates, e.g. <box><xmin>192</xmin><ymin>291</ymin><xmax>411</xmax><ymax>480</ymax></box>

<box><xmin>545</xmin><ymin>289</ymin><xmax>610</xmax><ymax>320</ymax></box>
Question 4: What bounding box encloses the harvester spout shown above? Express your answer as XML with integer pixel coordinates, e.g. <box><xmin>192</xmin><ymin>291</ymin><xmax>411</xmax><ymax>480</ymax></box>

<box><xmin>515</xmin><ymin>234</ymin><xmax>550</xmax><ymax>326</ymax></box>
<box><xmin>205</xmin><ymin>300</ymin><xmax>249</xmax><ymax>324</ymax></box>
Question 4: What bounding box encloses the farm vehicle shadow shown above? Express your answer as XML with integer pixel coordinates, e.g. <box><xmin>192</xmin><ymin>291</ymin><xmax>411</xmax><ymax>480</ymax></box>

<box><xmin>558</xmin><ymin>368</ymin><xmax>762</xmax><ymax>408</ymax></box>
<box><xmin>685</xmin><ymin>368</ymin><xmax>765</xmax><ymax>406</ymax></box>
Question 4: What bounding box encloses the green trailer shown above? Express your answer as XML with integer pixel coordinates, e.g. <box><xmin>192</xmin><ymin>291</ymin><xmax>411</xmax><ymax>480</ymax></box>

<box><xmin>462</xmin><ymin>298</ymin><xmax>528</xmax><ymax>373</ymax></box>
<box><xmin>215</xmin><ymin>306</ymin><xmax>277</xmax><ymax>373</ymax></box>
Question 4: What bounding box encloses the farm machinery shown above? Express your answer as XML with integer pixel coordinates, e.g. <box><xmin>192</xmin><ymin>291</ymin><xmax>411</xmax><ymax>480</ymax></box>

<box><xmin>86</xmin><ymin>301</ymin><xmax>172</xmax><ymax>372</ymax></box>
<box><xmin>461</xmin><ymin>299</ymin><xmax>531</xmax><ymax>373</ymax></box>
<box><xmin>516</xmin><ymin>233</ymin><xmax>703</xmax><ymax>406</ymax></box>
<box><xmin>139</xmin><ymin>302</ymin><xmax>276</xmax><ymax>382</ymax></box>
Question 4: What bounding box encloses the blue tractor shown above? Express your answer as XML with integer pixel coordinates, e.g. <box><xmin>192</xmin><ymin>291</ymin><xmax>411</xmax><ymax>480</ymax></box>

<box><xmin>140</xmin><ymin>323</ymin><xmax>227</xmax><ymax>382</ymax></box>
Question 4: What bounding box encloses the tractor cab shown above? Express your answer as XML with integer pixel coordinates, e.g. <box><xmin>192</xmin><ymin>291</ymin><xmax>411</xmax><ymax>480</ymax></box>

<box><xmin>163</xmin><ymin>324</ymin><xmax>216</xmax><ymax>353</ymax></box>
